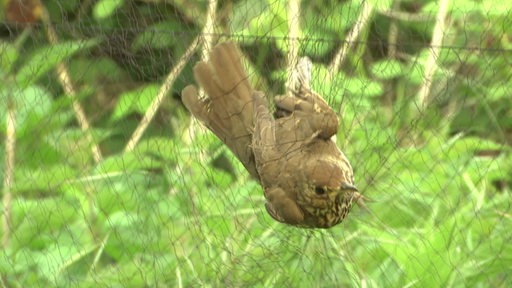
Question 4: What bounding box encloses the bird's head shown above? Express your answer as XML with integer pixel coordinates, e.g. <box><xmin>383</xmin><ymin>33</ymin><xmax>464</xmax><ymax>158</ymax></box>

<box><xmin>294</xmin><ymin>157</ymin><xmax>358</xmax><ymax>228</ymax></box>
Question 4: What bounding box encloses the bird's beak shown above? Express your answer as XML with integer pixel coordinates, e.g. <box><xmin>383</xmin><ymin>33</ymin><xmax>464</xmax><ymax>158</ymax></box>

<box><xmin>341</xmin><ymin>182</ymin><xmax>358</xmax><ymax>192</ymax></box>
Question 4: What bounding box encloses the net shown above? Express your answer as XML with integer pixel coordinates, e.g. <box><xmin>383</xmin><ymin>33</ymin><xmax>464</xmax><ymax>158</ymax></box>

<box><xmin>0</xmin><ymin>0</ymin><xmax>511</xmax><ymax>286</ymax></box>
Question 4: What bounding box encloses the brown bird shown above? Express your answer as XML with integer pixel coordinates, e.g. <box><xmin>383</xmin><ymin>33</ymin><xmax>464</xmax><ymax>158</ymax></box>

<box><xmin>182</xmin><ymin>41</ymin><xmax>362</xmax><ymax>228</ymax></box>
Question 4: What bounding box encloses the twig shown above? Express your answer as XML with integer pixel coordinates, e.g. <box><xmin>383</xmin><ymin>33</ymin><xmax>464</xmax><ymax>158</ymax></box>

<box><xmin>177</xmin><ymin>0</ymin><xmax>219</xmax><ymax>199</ymax></box>
<box><xmin>2</xmin><ymin>97</ymin><xmax>16</xmax><ymax>248</ymax></box>
<box><xmin>125</xmin><ymin>1</ymin><xmax>217</xmax><ymax>152</ymax></box>
<box><xmin>379</xmin><ymin>9</ymin><xmax>433</xmax><ymax>22</ymax></box>
<box><xmin>416</xmin><ymin>0</ymin><xmax>450</xmax><ymax>109</ymax></box>
<box><xmin>76</xmin><ymin>0</ymin><xmax>94</xmax><ymax>22</ymax></box>
<box><xmin>382</xmin><ymin>0</ymin><xmax>402</xmax><ymax>116</ymax></box>
<box><xmin>183</xmin><ymin>0</ymin><xmax>218</xmax><ymax>147</ymax></box>
<box><xmin>328</xmin><ymin>1</ymin><xmax>374</xmax><ymax>79</ymax></box>
<box><xmin>124</xmin><ymin>36</ymin><xmax>201</xmax><ymax>152</ymax></box>
<box><xmin>286</xmin><ymin>0</ymin><xmax>301</xmax><ymax>94</ymax></box>
<box><xmin>201</xmin><ymin>0</ymin><xmax>218</xmax><ymax>60</ymax></box>
<box><xmin>40</xmin><ymin>5</ymin><xmax>103</xmax><ymax>163</ymax></box>
<box><xmin>387</xmin><ymin>0</ymin><xmax>402</xmax><ymax>59</ymax></box>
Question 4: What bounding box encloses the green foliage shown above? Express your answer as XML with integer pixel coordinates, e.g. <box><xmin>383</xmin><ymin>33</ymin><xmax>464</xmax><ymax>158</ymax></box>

<box><xmin>15</xmin><ymin>40</ymin><xmax>100</xmax><ymax>89</ymax></box>
<box><xmin>111</xmin><ymin>84</ymin><xmax>159</xmax><ymax>121</ymax></box>
<box><xmin>0</xmin><ymin>85</ymin><xmax>52</xmax><ymax>134</ymax></box>
<box><xmin>93</xmin><ymin>0</ymin><xmax>125</xmax><ymax>20</ymax></box>
<box><xmin>232</xmin><ymin>0</ymin><xmax>288</xmax><ymax>49</ymax></box>
<box><xmin>370</xmin><ymin>59</ymin><xmax>406</xmax><ymax>79</ymax></box>
<box><xmin>0</xmin><ymin>41</ymin><xmax>18</xmax><ymax>72</ymax></box>
<box><xmin>0</xmin><ymin>0</ymin><xmax>511</xmax><ymax>286</ymax></box>
<box><xmin>132</xmin><ymin>20</ymin><xmax>184</xmax><ymax>51</ymax></box>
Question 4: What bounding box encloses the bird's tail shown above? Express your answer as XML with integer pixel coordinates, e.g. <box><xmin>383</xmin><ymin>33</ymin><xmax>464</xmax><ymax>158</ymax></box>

<box><xmin>181</xmin><ymin>42</ymin><xmax>259</xmax><ymax>179</ymax></box>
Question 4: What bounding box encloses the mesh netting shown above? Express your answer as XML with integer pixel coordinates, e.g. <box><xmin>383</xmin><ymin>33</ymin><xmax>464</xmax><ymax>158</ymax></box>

<box><xmin>0</xmin><ymin>0</ymin><xmax>511</xmax><ymax>286</ymax></box>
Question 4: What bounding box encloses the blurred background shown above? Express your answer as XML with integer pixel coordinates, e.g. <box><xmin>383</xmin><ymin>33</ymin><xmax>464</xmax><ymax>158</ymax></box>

<box><xmin>0</xmin><ymin>0</ymin><xmax>511</xmax><ymax>286</ymax></box>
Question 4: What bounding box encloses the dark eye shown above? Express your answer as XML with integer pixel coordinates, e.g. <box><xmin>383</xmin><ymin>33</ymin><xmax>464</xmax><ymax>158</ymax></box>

<box><xmin>314</xmin><ymin>186</ymin><xmax>326</xmax><ymax>195</ymax></box>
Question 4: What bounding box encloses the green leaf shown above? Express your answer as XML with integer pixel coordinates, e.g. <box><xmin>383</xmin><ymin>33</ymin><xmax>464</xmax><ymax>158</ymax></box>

<box><xmin>67</xmin><ymin>57</ymin><xmax>126</xmax><ymax>83</ymax></box>
<box><xmin>486</xmin><ymin>85</ymin><xmax>512</xmax><ymax>102</ymax></box>
<box><xmin>15</xmin><ymin>39</ymin><xmax>100</xmax><ymax>88</ymax></box>
<box><xmin>450</xmin><ymin>137</ymin><xmax>507</xmax><ymax>154</ymax></box>
<box><xmin>133</xmin><ymin>137</ymin><xmax>181</xmax><ymax>163</ymax></box>
<box><xmin>423</xmin><ymin>0</ymin><xmax>481</xmax><ymax>19</ymax></box>
<box><xmin>406</xmin><ymin>50</ymin><xmax>447</xmax><ymax>85</ymax></box>
<box><xmin>11</xmin><ymin>197</ymin><xmax>80</xmax><ymax>251</ymax></box>
<box><xmin>368</xmin><ymin>0</ymin><xmax>393</xmax><ymax>12</ymax></box>
<box><xmin>0</xmin><ymin>85</ymin><xmax>52</xmax><ymax>135</ymax></box>
<box><xmin>93</xmin><ymin>0</ymin><xmax>124</xmax><ymax>20</ymax></box>
<box><xmin>111</xmin><ymin>84</ymin><xmax>158</xmax><ymax>121</ymax></box>
<box><xmin>310</xmin><ymin>64</ymin><xmax>343</xmax><ymax>101</ymax></box>
<box><xmin>322</xmin><ymin>1</ymin><xmax>360</xmax><ymax>34</ymax></box>
<box><xmin>232</xmin><ymin>0</ymin><xmax>288</xmax><ymax>47</ymax></box>
<box><xmin>43</xmin><ymin>128</ymin><xmax>109</xmax><ymax>167</ymax></box>
<box><xmin>36</xmin><ymin>242</ymin><xmax>98</xmax><ymax>284</ymax></box>
<box><xmin>0</xmin><ymin>41</ymin><xmax>19</xmax><ymax>73</ymax></box>
<box><xmin>93</xmin><ymin>172</ymin><xmax>158</xmax><ymax>216</ymax></box>
<box><xmin>344</xmin><ymin>76</ymin><xmax>383</xmax><ymax>97</ymax></box>
<box><xmin>95</xmin><ymin>152</ymin><xmax>163</xmax><ymax>174</ymax></box>
<box><xmin>481</xmin><ymin>0</ymin><xmax>512</xmax><ymax>15</ymax></box>
<box><xmin>103</xmin><ymin>211</ymin><xmax>163</xmax><ymax>261</ymax></box>
<box><xmin>299</xmin><ymin>1</ymin><xmax>360</xmax><ymax>57</ymax></box>
<box><xmin>371</xmin><ymin>59</ymin><xmax>406</xmax><ymax>79</ymax></box>
<box><xmin>230</xmin><ymin>0</ymin><xmax>269</xmax><ymax>34</ymax></box>
<box><xmin>300</xmin><ymin>28</ymin><xmax>335</xmax><ymax>58</ymax></box>
<box><xmin>14</xmin><ymin>165</ymin><xmax>77</xmax><ymax>194</ymax></box>
<box><xmin>132</xmin><ymin>21</ymin><xmax>182</xmax><ymax>51</ymax></box>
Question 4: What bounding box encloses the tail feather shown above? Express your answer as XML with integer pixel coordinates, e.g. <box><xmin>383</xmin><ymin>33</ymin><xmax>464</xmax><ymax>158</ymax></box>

<box><xmin>181</xmin><ymin>42</ymin><xmax>259</xmax><ymax>179</ymax></box>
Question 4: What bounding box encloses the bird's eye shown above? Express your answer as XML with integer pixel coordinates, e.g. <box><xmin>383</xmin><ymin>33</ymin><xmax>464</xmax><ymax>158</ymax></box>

<box><xmin>314</xmin><ymin>186</ymin><xmax>326</xmax><ymax>195</ymax></box>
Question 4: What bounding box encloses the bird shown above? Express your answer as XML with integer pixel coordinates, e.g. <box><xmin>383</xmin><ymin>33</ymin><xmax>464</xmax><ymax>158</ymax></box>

<box><xmin>181</xmin><ymin>41</ymin><xmax>362</xmax><ymax>228</ymax></box>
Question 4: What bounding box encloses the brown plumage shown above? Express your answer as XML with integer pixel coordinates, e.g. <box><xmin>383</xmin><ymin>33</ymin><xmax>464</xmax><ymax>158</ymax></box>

<box><xmin>182</xmin><ymin>41</ymin><xmax>361</xmax><ymax>228</ymax></box>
